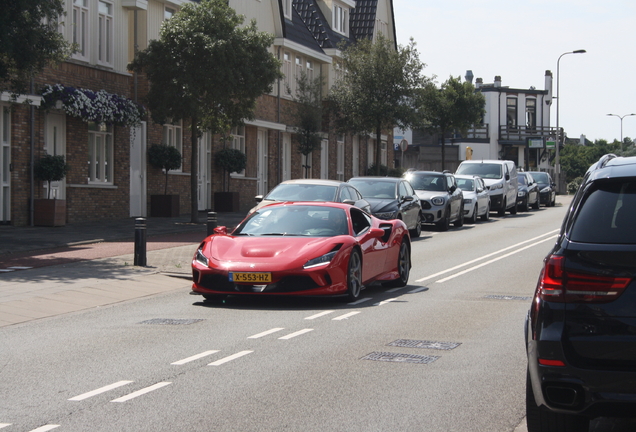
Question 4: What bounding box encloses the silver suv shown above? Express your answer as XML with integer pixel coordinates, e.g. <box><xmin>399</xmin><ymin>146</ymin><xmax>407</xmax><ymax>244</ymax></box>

<box><xmin>403</xmin><ymin>171</ymin><xmax>464</xmax><ymax>231</ymax></box>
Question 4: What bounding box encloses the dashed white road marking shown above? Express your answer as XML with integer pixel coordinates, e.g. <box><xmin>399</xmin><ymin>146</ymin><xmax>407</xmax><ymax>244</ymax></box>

<box><xmin>111</xmin><ymin>382</ymin><xmax>172</xmax><ymax>403</ymax></box>
<box><xmin>28</xmin><ymin>425</ymin><xmax>60</xmax><ymax>431</ymax></box>
<box><xmin>171</xmin><ymin>350</ymin><xmax>220</xmax><ymax>365</ymax></box>
<box><xmin>333</xmin><ymin>311</ymin><xmax>361</xmax><ymax>320</ymax></box>
<box><xmin>278</xmin><ymin>329</ymin><xmax>314</xmax><ymax>340</ymax></box>
<box><xmin>408</xmin><ymin>287</ymin><xmax>429</xmax><ymax>294</ymax></box>
<box><xmin>374</xmin><ymin>298</ymin><xmax>399</xmax><ymax>306</ymax></box>
<box><xmin>208</xmin><ymin>350</ymin><xmax>253</xmax><ymax>366</ymax></box>
<box><xmin>305</xmin><ymin>310</ymin><xmax>335</xmax><ymax>320</ymax></box>
<box><xmin>248</xmin><ymin>328</ymin><xmax>285</xmax><ymax>339</ymax></box>
<box><xmin>0</xmin><ymin>425</ymin><xmax>12</xmax><ymax>430</ymax></box>
<box><xmin>348</xmin><ymin>297</ymin><xmax>372</xmax><ymax>305</ymax></box>
<box><xmin>69</xmin><ymin>380</ymin><xmax>134</xmax><ymax>401</ymax></box>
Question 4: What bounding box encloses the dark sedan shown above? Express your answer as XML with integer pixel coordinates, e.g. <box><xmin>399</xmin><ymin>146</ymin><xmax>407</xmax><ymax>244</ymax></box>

<box><xmin>347</xmin><ymin>176</ymin><xmax>422</xmax><ymax>238</ymax></box>
<box><xmin>517</xmin><ymin>172</ymin><xmax>540</xmax><ymax>211</ymax></box>
<box><xmin>528</xmin><ymin>171</ymin><xmax>556</xmax><ymax>207</ymax></box>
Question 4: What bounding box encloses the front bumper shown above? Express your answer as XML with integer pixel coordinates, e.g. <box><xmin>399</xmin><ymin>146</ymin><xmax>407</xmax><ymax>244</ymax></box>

<box><xmin>419</xmin><ymin>201</ymin><xmax>445</xmax><ymax>224</ymax></box>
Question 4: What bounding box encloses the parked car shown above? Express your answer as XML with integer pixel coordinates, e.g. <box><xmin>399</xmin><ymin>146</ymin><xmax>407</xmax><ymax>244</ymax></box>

<box><xmin>517</xmin><ymin>172</ymin><xmax>540</xmax><ymax>211</ymax></box>
<box><xmin>528</xmin><ymin>171</ymin><xmax>556</xmax><ymax>207</ymax></box>
<box><xmin>404</xmin><ymin>170</ymin><xmax>464</xmax><ymax>230</ymax></box>
<box><xmin>455</xmin><ymin>174</ymin><xmax>490</xmax><ymax>223</ymax></box>
<box><xmin>191</xmin><ymin>202</ymin><xmax>411</xmax><ymax>302</ymax></box>
<box><xmin>525</xmin><ymin>154</ymin><xmax>636</xmax><ymax>431</ymax></box>
<box><xmin>456</xmin><ymin>159</ymin><xmax>518</xmax><ymax>216</ymax></box>
<box><xmin>347</xmin><ymin>176</ymin><xmax>422</xmax><ymax>238</ymax></box>
<box><xmin>249</xmin><ymin>179</ymin><xmax>371</xmax><ymax>214</ymax></box>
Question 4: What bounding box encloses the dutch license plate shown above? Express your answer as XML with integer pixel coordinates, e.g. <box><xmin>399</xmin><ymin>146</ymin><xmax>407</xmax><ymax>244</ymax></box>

<box><xmin>230</xmin><ymin>272</ymin><xmax>272</xmax><ymax>283</ymax></box>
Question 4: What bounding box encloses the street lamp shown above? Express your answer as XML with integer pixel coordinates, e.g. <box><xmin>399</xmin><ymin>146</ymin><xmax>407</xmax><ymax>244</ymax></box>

<box><xmin>555</xmin><ymin>49</ymin><xmax>586</xmax><ymax>193</ymax></box>
<box><xmin>607</xmin><ymin>113</ymin><xmax>636</xmax><ymax>149</ymax></box>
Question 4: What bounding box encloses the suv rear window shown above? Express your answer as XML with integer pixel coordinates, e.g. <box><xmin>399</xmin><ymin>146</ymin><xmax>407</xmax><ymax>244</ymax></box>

<box><xmin>456</xmin><ymin>163</ymin><xmax>502</xmax><ymax>179</ymax></box>
<box><xmin>570</xmin><ymin>180</ymin><xmax>636</xmax><ymax>244</ymax></box>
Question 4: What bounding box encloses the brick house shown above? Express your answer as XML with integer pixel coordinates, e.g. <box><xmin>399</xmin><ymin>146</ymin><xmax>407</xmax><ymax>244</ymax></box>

<box><xmin>0</xmin><ymin>0</ymin><xmax>397</xmax><ymax>226</ymax></box>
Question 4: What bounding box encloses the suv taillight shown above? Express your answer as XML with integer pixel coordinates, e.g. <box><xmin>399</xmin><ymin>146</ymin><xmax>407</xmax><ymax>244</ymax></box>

<box><xmin>539</xmin><ymin>255</ymin><xmax>631</xmax><ymax>303</ymax></box>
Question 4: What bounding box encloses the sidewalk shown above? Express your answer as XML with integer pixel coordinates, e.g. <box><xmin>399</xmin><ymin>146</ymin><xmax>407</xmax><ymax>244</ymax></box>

<box><xmin>0</xmin><ymin>211</ymin><xmax>246</xmax><ymax>327</ymax></box>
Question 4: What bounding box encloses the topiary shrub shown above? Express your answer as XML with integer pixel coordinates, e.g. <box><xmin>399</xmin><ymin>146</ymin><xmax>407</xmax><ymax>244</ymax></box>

<box><xmin>147</xmin><ymin>144</ymin><xmax>182</xmax><ymax>195</ymax></box>
<box><xmin>215</xmin><ymin>147</ymin><xmax>247</xmax><ymax>191</ymax></box>
<box><xmin>34</xmin><ymin>154</ymin><xmax>69</xmax><ymax>199</ymax></box>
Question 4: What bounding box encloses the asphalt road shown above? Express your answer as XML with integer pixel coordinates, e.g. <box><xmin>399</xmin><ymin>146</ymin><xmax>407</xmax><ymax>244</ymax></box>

<box><xmin>1</xmin><ymin>197</ymin><xmax>635</xmax><ymax>431</ymax></box>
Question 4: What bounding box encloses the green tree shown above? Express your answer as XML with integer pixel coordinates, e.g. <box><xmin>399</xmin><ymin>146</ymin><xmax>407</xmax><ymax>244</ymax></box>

<box><xmin>0</xmin><ymin>0</ymin><xmax>73</xmax><ymax>93</ymax></box>
<box><xmin>329</xmin><ymin>35</ymin><xmax>428</xmax><ymax>175</ymax></box>
<box><xmin>147</xmin><ymin>144</ymin><xmax>182</xmax><ymax>195</ymax></box>
<box><xmin>416</xmin><ymin>76</ymin><xmax>485</xmax><ymax>171</ymax></box>
<box><xmin>290</xmin><ymin>71</ymin><xmax>324</xmax><ymax>178</ymax></box>
<box><xmin>129</xmin><ymin>0</ymin><xmax>281</xmax><ymax>222</ymax></box>
<box><xmin>215</xmin><ymin>147</ymin><xmax>247</xmax><ymax>192</ymax></box>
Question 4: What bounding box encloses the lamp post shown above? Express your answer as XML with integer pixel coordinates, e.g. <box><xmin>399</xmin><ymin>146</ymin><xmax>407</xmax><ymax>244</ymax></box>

<box><xmin>555</xmin><ymin>49</ymin><xmax>586</xmax><ymax>193</ymax></box>
<box><xmin>607</xmin><ymin>113</ymin><xmax>636</xmax><ymax>150</ymax></box>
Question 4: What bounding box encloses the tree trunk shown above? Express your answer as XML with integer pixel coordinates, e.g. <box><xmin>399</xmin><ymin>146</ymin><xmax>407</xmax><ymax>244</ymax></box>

<box><xmin>190</xmin><ymin>117</ymin><xmax>199</xmax><ymax>224</ymax></box>
<box><xmin>440</xmin><ymin>130</ymin><xmax>446</xmax><ymax>172</ymax></box>
<box><xmin>375</xmin><ymin>123</ymin><xmax>382</xmax><ymax>175</ymax></box>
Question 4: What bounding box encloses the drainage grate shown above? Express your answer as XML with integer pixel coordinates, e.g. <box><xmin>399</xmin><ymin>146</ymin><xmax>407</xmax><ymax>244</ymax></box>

<box><xmin>138</xmin><ymin>318</ymin><xmax>204</xmax><ymax>325</ymax></box>
<box><xmin>484</xmin><ymin>295</ymin><xmax>532</xmax><ymax>301</ymax></box>
<box><xmin>361</xmin><ymin>351</ymin><xmax>440</xmax><ymax>364</ymax></box>
<box><xmin>388</xmin><ymin>339</ymin><xmax>461</xmax><ymax>350</ymax></box>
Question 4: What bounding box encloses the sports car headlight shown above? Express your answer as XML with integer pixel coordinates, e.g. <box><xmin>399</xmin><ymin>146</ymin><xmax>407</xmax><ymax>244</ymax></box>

<box><xmin>303</xmin><ymin>251</ymin><xmax>337</xmax><ymax>269</ymax></box>
<box><xmin>195</xmin><ymin>248</ymin><xmax>209</xmax><ymax>267</ymax></box>
<box><xmin>374</xmin><ymin>211</ymin><xmax>397</xmax><ymax>220</ymax></box>
<box><xmin>518</xmin><ymin>191</ymin><xmax>526</xmax><ymax>197</ymax></box>
<box><xmin>431</xmin><ymin>196</ymin><xmax>445</xmax><ymax>206</ymax></box>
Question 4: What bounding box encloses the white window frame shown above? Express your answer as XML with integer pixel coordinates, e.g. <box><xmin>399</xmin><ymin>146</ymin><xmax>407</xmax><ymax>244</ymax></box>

<box><xmin>336</xmin><ymin>135</ymin><xmax>344</xmax><ymax>181</ymax></box>
<box><xmin>302</xmin><ymin>151</ymin><xmax>312</xmax><ymax>179</ymax></box>
<box><xmin>72</xmin><ymin>0</ymin><xmax>89</xmax><ymax>62</ymax></box>
<box><xmin>283</xmin><ymin>52</ymin><xmax>292</xmax><ymax>95</ymax></box>
<box><xmin>163</xmin><ymin>120</ymin><xmax>183</xmax><ymax>172</ymax></box>
<box><xmin>282</xmin><ymin>0</ymin><xmax>292</xmax><ymax>19</ymax></box>
<box><xmin>164</xmin><ymin>6</ymin><xmax>176</xmax><ymax>20</ymax></box>
<box><xmin>320</xmin><ymin>139</ymin><xmax>328</xmax><ymax>179</ymax></box>
<box><xmin>97</xmin><ymin>0</ymin><xmax>114</xmax><ymax>67</ymax></box>
<box><xmin>306</xmin><ymin>60</ymin><xmax>314</xmax><ymax>82</ymax></box>
<box><xmin>333</xmin><ymin>4</ymin><xmax>347</xmax><ymax>35</ymax></box>
<box><xmin>381</xmin><ymin>141</ymin><xmax>387</xmax><ymax>166</ymax></box>
<box><xmin>295</xmin><ymin>56</ymin><xmax>303</xmax><ymax>96</ymax></box>
<box><xmin>88</xmin><ymin>122</ymin><xmax>114</xmax><ymax>184</ymax></box>
<box><xmin>230</xmin><ymin>126</ymin><xmax>246</xmax><ymax>177</ymax></box>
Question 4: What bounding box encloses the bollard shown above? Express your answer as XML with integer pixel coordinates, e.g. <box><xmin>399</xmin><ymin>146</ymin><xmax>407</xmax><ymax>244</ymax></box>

<box><xmin>207</xmin><ymin>211</ymin><xmax>217</xmax><ymax>236</ymax></box>
<box><xmin>134</xmin><ymin>217</ymin><xmax>147</xmax><ymax>266</ymax></box>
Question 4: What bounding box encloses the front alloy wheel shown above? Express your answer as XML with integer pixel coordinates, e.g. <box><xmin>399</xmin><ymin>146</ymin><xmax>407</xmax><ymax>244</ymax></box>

<box><xmin>385</xmin><ymin>240</ymin><xmax>410</xmax><ymax>288</ymax></box>
<box><xmin>346</xmin><ymin>249</ymin><xmax>363</xmax><ymax>301</ymax></box>
<box><xmin>436</xmin><ymin>208</ymin><xmax>450</xmax><ymax>231</ymax></box>
<box><xmin>410</xmin><ymin>212</ymin><xmax>422</xmax><ymax>238</ymax></box>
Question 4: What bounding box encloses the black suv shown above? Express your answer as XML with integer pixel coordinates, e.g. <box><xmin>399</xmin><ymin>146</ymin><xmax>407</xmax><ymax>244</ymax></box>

<box><xmin>525</xmin><ymin>154</ymin><xmax>636</xmax><ymax>431</ymax></box>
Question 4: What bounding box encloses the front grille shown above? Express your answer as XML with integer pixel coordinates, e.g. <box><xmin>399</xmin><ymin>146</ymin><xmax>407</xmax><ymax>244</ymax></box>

<box><xmin>420</xmin><ymin>200</ymin><xmax>431</xmax><ymax>210</ymax></box>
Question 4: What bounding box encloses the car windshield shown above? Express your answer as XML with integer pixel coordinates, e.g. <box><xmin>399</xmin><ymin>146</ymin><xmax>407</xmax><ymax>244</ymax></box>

<box><xmin>518</xmin><ymin>175</ymin><xmax>527</xmax><ymax>185</ymax></box>
<box><xmin>456</xmin><ymin>178</ymin><xmax>474</xmax><ymax>192</ymax></box>
<box><xmin>532</xmin><ymin>173</ymin><xmax>549</xmax><ymax>184</ymax></box>
<box><xmin>348</xmin><ymin>180</ymin><xmax>397</xmax><ymax>199</ymax></box>
<box><xmin>456</xmin><ymin>163</ymin><xmax>503</xmax><ymax>179</ymax></box>
<box><xmin>570</xmin><ymin>181</ymin><xmax>636</xmax><ymax>244</ymax></box>
<box><xmin>234</xmin><ymin>205</ymin><xmax>349</xmax><ymax>237</ymax></box>
<box><xmin>407</xmin><ymin>174</ymin><xmax>446</xmax><ymax>191</ymax></box>
<box><xmin>265</xmin><ymin>184</ymin><xmax>338</xmax><ymax>202</ymax></box>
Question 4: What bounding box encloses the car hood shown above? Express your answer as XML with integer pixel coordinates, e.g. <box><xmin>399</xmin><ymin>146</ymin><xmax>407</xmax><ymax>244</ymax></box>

<box><xmin>206</xmin><ymin>235</ymin><xmax>342</xmax><ymax>267</ymax></box>
<box><xmin>414</xmin><ymin>190</ymin><xmax>447</xmax><ymax>200</ymax></box>
<box><xmin>366</xmin><ymin>198</ymin><xmax>398</xmax><ymax>213</ymax></box>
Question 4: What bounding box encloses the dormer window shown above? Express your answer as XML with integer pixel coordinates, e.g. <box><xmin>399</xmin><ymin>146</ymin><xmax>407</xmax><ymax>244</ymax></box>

<box><xmin>282</xmin><ymin>0</ymin><xmax>292</xmax><ymax>19</ymax></box>
<box><xmin>333</xmin><ymin>4</ymin><xmax>347</xmax><ymax>35</ymax></box>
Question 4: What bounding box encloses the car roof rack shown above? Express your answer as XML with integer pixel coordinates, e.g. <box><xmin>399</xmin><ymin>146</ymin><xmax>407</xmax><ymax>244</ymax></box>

<box><xmin>587</xmin><ymin>153</ymin><xmax>617</xmax><ymax>175</ymax></box>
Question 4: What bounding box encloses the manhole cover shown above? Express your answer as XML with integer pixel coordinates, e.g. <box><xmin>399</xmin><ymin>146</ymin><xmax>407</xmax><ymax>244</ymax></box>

<box><xmin>484</xmin><ymin>295</ymin><xmax>532</xmax><ymax>301</ymax></box>
<box><xmin>388</xmin><ymin>339</ymin><xmax>461</xmax><ymax>350</ymax></box>
<box><xmin>361</xmin><ymin>352</ymin><xmax>439</xmax><ymax>364</ymax></box>
<box><xmin>138</xmin><ymin>318</ymin><xmax>204</xmax><ymax>325</ymax></box>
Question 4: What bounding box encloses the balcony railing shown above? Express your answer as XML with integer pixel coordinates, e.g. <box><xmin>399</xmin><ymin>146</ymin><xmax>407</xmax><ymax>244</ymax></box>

<box><xmin>499</xmin><ymin>125</ymin><xmax>560</xmax><ymax>142</ymax></box>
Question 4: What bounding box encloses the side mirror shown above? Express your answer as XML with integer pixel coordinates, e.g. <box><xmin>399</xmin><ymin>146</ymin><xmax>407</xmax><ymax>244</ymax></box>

<box><xmin>402</xmin><ymin>195</ymin><xmax>414</xmax><ymax>202</ymax></box>
<box><xmin>505</xmin><ymin>173</ymin><xmax>510</xmax><ymax>181</ymax></box>
<box><xmin>342</xmin><ymin>199</ymin><xmax>355</xmax><ymax>206</ymax></box>
<box><xmin>551</xmin><ymin>182</ymin><xmax>556</xmax><ymax>187</ymax></box>
<box><xmin>213</xmin><ymin>226</ymin><xmax>228</xmax><ymax>235</ymax></box>
<box><xmin>255</xmin><ymin>195</ymin><xmax>263</xmax><ymax>202</ymax></box>
<box><xmin>368</xmin><ymin>227</ymin><xmax>385</xmax><ymax>239</ymax></box>
<box><xmin>449</xmin><ymin>185</ymin><xmax>457</xmax><ymax>193</ymax></box>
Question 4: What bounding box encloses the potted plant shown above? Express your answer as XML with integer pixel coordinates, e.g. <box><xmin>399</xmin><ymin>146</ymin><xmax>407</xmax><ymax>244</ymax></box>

<box><xmin>148</xmin><ymin>143</ymin><xmax>182</xmax><ymax>217</ymax></box>
<box><xmin>214</xmin><ymin>147</ymin><xmax>246</xmax><ymax>212</ymax></box>
<box><xmin>33</xmin><ymin>154</ymin><xmax>69</xmax><ymax>226</ymax></box>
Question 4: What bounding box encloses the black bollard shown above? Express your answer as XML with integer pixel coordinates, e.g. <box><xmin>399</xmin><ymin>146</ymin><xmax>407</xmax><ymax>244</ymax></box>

<box><xmin>134</xmin><ymin>217</ymin><xmax>147</xmax><ymax>266</ymax></box>
<box><xmin>207</xmin><ymin>211</ymin><xmax>217</xmax><ymax>236</ymax></box>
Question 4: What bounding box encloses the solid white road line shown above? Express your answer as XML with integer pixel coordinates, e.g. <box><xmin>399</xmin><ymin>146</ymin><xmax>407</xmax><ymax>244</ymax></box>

<box><xmin>0</xmin><ymin>425</ymin><xmax>12</xmax><ymax>429</ymax></box>
<box><xmin>111</xmin><ymin>382</ymin><xmax>172</xmax><ymax>403</ymax></box>
<box><xmin>415</xmin><ymin>229</ymin><xmax>559</xmax><ymax>283</ymax></box>
<box><xmin>208</xmin><ymin>350</ymin><xmax>253</xmax><ymax>366</ymax></box>
<box><xmin>68</xmin><ymin>380</ymin><xmax>134</xmax><ymax>401</ymax></box>
<box><xmin>278</xmin><ymin>329</ymin><xmax>314</xmax><ymax>340</ymax></box>
<box><xmin>28</xmin><ymin>425</ymin><xmax>60</xmax><ymax>432</ymax></box>
<box><xmin>436</xmin><ymin>235</ymin><xmax>557</xmax><ymax>283</ymax></box>
<box><xmin>171</xmin><ymin>350</ymin><xmax>220</xmax><ymax>365</ymax></box>
<box><xmin>305</xmin><ymin>310</ymin><xmax>335</xmax><ymax>320</ymax></box>
<box><xmin>374</xmin><ymin>298</ymin><xmax>399</xmax><ymax>306</ymax></box>
<box><xmin>332</xmin><ymin>311</ymin><xmax>361</xmax><ymax>320</ymax></box>
<box><xmin>248</xmin><ymin>328</ymin><xmax>285</xmax><ymax>339</ymax></box>
<box><xmin>348</xmin><ymin>297</ymin><xmax>372</xmax><ymax>305</ymax></box>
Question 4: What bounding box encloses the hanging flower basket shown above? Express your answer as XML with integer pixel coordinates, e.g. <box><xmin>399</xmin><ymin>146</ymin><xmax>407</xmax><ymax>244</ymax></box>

<box><xmin>41</xmin><ymin>84</ymin><xmax>145</xmax><ymax>127</ymax></box>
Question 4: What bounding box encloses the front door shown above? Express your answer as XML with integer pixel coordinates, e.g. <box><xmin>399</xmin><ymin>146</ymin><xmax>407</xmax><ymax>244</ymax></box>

<box><xmin>257</xmin><ymin>129</ymin><xmax>268</xmax><ymax>196</ymax></box>
<box><xmin>129</xmin><ymin>121</ymin><xmax>147</xmax><ymax>217</ymax></box>
<box><xmin>1</xmin><ymin>105</ymin><xmax>10</xmax><ymax>223</ymax></box>
<box><xmin>45</xmin><ymin>112</ymin><xmax>66</xmax><ymax>199</ymax></box>
<box><xmin>198</xmin><ymin>131</ymin><xmax>212</xmax><ymax>211</ymax></box>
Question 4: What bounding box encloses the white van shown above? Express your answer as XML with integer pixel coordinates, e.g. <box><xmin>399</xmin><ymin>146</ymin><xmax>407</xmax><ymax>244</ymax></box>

<box><xmin>455</xmin><ymin>160</ymin><xmax>518</xmax><ymax>216</ymax></box>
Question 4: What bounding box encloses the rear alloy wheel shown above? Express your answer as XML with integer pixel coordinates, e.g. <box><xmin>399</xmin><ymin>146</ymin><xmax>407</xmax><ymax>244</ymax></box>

<box><xmin>533</xmin><ymin>198</ymin><xmax>540</xmax><ymax>210</ymax></box>
<box><xmin>384</xmin><ymin>240</ymin><xmax>410</xmax><ymax>288</ymax></box>
<box><xmin>481</xmin><ymin>203</ymin><xmax>490</xmax><ymax>221</ymax></box>
<box><xmin>468</xmin><ymin>205</ymin><xmax>477</xmax><ymax>223</ymax></box>
<box><xmin>409</xmin><ymin>212</ymin><xmax>422</xmax><ymax>238</ymax></box>
<box><xmin>521</xmin><ymin>198</ymin><xmax>529</xmax><ymax>212</ymax></box>
<box><xmin>436</xmin><ymin>208</ymin><xmax>450</xmax><ymax>231</ymax></box>
<box><xmin>346</xmin><ymin>249</ymin><xmax>363</xmax><ymax>301</ymax></box>
<box><xmin>550</xmin><ymin>194</ymin><xmax>556</xmax><ymax>207</ymax></box>
<box><xmin>526</xmin><ymin>370</ymin><xmax>589</xmax><ymax>432</ymax></box>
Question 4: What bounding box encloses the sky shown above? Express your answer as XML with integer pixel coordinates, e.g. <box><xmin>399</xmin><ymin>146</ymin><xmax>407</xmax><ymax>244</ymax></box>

<box><xmin>393</xmin><ymin>0</ymin><xmax>636</xmax><ymax>143</ymax></box>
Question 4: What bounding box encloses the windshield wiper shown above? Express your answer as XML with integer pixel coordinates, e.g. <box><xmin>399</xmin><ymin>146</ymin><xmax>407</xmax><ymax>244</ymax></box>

<box><xmin>260</xmin><ymin>233</ymin><xmax>301</xmax><ymax>236</ymax></box>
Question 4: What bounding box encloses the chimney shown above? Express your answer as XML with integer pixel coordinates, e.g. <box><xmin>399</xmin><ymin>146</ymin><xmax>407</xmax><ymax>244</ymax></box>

<box><xmin>545</xmin><ymin>70</ymin><xmax>553</xmax><ymax>106</ymax></box>
<box><xmin>580</xmin><ymin>134</ymin><xmax>586</xmax><ymax>145</ymax></box>
<box><xmin>494</xmin><ymin>76</ymin><xmax>502</xmax><ymax>88</ymax></box>
<box><xmin>475</xmin><ymin>78</ymin><xmax>483</xmax><ymax>89</ymax></box>
<box><xmin>465</xmin><ymin>70</ymin><xmax>474</xmax><ymax>84</ymax></box>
